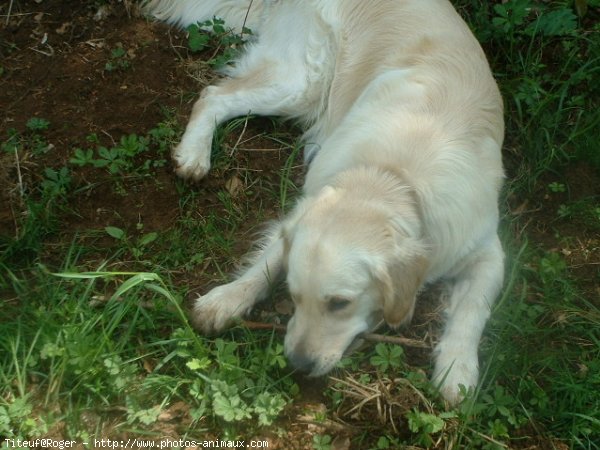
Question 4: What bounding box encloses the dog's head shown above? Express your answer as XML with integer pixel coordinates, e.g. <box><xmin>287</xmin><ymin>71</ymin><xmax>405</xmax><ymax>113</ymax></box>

<box><xmin>281</xmin><ymin>181</ymin><xmax>428</xmax><ymax>376</ymax></box>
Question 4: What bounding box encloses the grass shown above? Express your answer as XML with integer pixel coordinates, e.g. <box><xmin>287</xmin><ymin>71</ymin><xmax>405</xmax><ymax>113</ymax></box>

<box><xmin>1</xmin><ymin>0</ymin><xmax>599</xmax><ymax>448</ymax></box>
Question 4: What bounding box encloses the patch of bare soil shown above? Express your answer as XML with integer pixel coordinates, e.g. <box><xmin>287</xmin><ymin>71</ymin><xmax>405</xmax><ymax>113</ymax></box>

<box><xmin>2</xmin><ymin>1</ymin><xmax>183</xmax><ymax>236</ymax></box>
<box><xmin>507</xmin><ymin>160</ymin><xmax>600</xmax><ymax>297</ymax></box>
<box><xmin>0</xmin><ymin>0</ymin><xmax>290</xmax><ymax>276</ymax></box>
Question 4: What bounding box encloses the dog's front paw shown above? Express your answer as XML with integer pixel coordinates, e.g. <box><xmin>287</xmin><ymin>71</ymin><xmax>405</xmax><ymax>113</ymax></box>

<box><xmin>172</xmin><ymin>143</ymin><xmax>211</xmax><ymax>181</ymax></box>
<box><xmin>189</xmin><ymin>283</ymin><xmax>253</xmax><ymax>334</ymax></box>
<box><xmin>433</xmin><ymin>351</ymin><xmax>479</xmax><ymax>405</ymax></box>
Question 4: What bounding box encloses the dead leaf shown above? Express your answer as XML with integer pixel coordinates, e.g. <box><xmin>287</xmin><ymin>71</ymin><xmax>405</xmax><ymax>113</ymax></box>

<box><xmin>158</xmin><ymin>401</ymin><xmax>189</xmax><ymax>422</ymax></box>
<box><xmin>511</xmin><ymin>199</ymin><xmax>529</xmax><ymax>215</ymax></box>
<box><xmin>225</xmin><ymin>175</ymin><xmax>244</xmax><ymax>197</ymax></box>
<box><xmin>142</xmin><ymin>358</ymin><xmax>154</xmax><ymax>373</ymax></box>
<box><xmin>56</xmin><ymin>22</ymin><xmax>71</xmax><ymax>35</ymax></box>
<box><xmin>331</xmin><ymin>435</ymin><xmax>351</xmax><ymax>450</ymax></box>
<box><xmin>94</xmin><ymin>5</ymin><xmax>111</xmax><ymax>22</ymax></box>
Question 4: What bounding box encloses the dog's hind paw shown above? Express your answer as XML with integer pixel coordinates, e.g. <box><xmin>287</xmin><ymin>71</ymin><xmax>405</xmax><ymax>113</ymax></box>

<box><xmin>171</xmin><ymin>132</ymin><xmax>214</xmax><ymax>181</ymax></box>
<box><xmin>172</xmin><ymin>146</ymin><xmax>211</xmax><ymax>181</ymax></box>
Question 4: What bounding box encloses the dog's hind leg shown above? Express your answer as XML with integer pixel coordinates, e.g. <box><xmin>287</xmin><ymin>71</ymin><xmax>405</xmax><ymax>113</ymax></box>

<box><xmin>173</xmin><ymin>43</ymin><xmax>316</xmax><ymax>180</ymax></box>
<box><xmin>432</xmin><ymin>234</ymin><xmax>505</xmax><ymax>404</ymax></box>
<box><xmin>190</xmin><ymin>222</ymin><xmax>285</xmax><ymax>334</ymax></box>
<box><xmin>173</xmin><ymin>0</ymin><xmax>331</xmax><ymax>181</ymax></box>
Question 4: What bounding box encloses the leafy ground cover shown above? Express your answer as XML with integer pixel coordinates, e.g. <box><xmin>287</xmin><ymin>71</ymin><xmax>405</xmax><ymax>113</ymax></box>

<box><xmin>1</xmin><ymin>0</ymin><xmax>599</xmax><ymax>448</ymax></box>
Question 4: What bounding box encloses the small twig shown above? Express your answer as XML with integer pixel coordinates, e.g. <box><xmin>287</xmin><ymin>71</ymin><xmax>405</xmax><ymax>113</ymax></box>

<box><xmin>361</xmin><ymin>332</ymin><xmax>430</xmax><ymax>349</ymax></box>
<box><xmin>9</xmin><ymin>201</ymin><xmax>19</xmax><ymax>239</ymax></box>
<box><xmin>570</xmin><ymin>262</ymin><xmax>600</xmax><ymax>268</ymax></box>
<box><xmin>241</xmin><ymin>0</ymin><xmax>254</xmax><ymax>37</ymax></box>
<box><xmin>167</xmin><ymin>29</ymin><xmax>184</xmax><ymax>60</ymax></box>
<box><xmin>123</xmin><ymin>0</ymin><xmax>131</xmax><ymax>18</ymax></box>
<box><xmin>5</xmin><ymin>0</ymin><xmax>14</xmax><ymax>26</ymax></box>
<box><xmin>236</xmin><ymin>147</ymin><xmax>281</xmax><ymax>152</ymax></box>
<box><xmin>30</xmin><ymin>47</ymin><xmax>54</xmax><ymax>56</ymax></box>
<box><xmin>100</xmin><ymin>129</ymin><xmax>117</xmax><ymax>146</ymax></box>
<box><xmin>469</xmin><ymin>429</ymin><xmax>509</xmax><ymax>448</ymax></box>
<box><xmin>242</xmin><ymin>320</ymin><xmax>429</xmax><ymax>348</ymax></box>
<box><xmin>14</xmin><ymin>147</ymin><xmax>24</xmax><ymax>199</ymax></box>
<box><xmin>298</xmin><ymin>418</ymin><xmax>349</xmax><ymax>433</ymax></box>
<box><xmin>229</xmin><ymin>114</ymin><xmax>250</xmax><ymax>157</ymax></box>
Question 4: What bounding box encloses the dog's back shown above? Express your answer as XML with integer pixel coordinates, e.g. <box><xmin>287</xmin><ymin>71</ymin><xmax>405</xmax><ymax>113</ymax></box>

<box><xmin>144</xmin><ymin>0</ymin><xmax>503</xmax><ymax>154</ymax></box>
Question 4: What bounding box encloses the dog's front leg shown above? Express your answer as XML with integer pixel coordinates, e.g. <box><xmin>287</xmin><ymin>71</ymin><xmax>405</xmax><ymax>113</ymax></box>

<box><xmin>190</xmin><ymin>223</ymin><xmax>285</xmax><ymax>334</ymax></box>
<box><xmin>433</xmin><ymin>235</ymin><xmax>505</xmax><ymax>404</ymax></box>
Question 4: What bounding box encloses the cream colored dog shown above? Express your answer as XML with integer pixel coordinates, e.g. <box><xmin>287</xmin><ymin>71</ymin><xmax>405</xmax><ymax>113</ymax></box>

<box><xmin>145</xmin><ymin>0</ymin><xmax>505</xmax><ymax>403</ymax></box>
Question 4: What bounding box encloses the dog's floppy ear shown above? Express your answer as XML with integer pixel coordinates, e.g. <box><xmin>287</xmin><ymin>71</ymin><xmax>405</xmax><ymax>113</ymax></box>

<box><xmin>281</xmin><ymin>185</ymin><xmax>340</xmax><ymax>266</ymax></box>
<box><xmin>281</xmin><ymin>186</ymin><xmax>339</xmax><ymax>243</ymax></box>
<box><xmin>375</xmin><ymin>239</ymin><xmax>428</xmax><ymax>328</ymax></box>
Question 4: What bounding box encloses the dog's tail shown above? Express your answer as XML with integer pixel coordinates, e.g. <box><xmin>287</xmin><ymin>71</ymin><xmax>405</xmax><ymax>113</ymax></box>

<box><xmin>143</xmin><ymin>0</ymin><xmax>266</xmax><ymax>33</ymax></box>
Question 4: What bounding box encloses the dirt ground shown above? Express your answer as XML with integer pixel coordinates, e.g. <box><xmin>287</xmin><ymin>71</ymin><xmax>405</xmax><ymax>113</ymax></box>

<box><xmin>1</xmin><ymin>0</ymin><xmax>293</xmax><ymax>282</ymax></box>
<box><xmin>1</xmin><ymin>0</ymin><xmax>598</xmax><ymax>448</ymax></box>
<box><xmin>1</xmin><ymin>1</ymin><xmax>184</xmax><ymax>235</ymax></box>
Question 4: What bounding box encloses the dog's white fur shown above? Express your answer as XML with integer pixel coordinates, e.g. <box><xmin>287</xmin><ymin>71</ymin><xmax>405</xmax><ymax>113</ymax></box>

<box><xmin>145</xmin><ymin>0</ymin><xmax>505</xmax><ymax>403</ymax></box>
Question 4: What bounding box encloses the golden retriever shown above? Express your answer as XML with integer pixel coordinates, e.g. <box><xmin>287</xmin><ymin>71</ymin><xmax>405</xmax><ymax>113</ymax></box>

<box><xmin>145</xmin><ymin>0</ymin><xmax>505</xmax><ymax>403</ymax></box>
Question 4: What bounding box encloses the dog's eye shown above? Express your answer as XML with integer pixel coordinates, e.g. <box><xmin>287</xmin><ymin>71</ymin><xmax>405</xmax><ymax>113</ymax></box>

<box><xmin>328</xmin><ymin>297</ymin><xmax>351</xmax><ymax>312</ymax></box>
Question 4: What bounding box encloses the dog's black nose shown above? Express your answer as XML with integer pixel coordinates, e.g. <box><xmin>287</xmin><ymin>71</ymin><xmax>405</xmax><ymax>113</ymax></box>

<box><xmin>287</xmin><ymin>352</ymin><xmax>316</xmax><ymax>373</ymax></box>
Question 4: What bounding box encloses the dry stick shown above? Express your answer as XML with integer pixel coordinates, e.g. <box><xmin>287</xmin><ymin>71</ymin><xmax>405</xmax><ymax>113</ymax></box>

<box><xmin>243</xmin><ymin>320</ymin><xmax>286</xmax><ymax>332</ymax></box>
<box><xmin>229</xmin><ymin>115</ymin><xmax>250</xmax><ymax>157</ymax></box>
<box><xmin>9</xmin><ymin>201</ymin><xmax>19</xmax><ymax>240</ymax></box>
<box><xmin>241</xmin><ymin>0</ymin><xmax>254</xmax><ymax>37</ymax></box>
<box><xmin>361</xmin><ymin>332</ymin><xmax>429</xmax><ymax>349</ymax></box>
<box><xmin>14</xmin><ymin>147</ymin><xmax>24</xmax><ymax>200</ymax></box>
<box><xmin>5</xmin><ymin>0</ymin><xmax>14</xmax><ymax>26</ymax></box>
<box><xmin>242</xmin><ymin>320</ymin><xmax>429</xmax><ymax>349</ymax></box>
